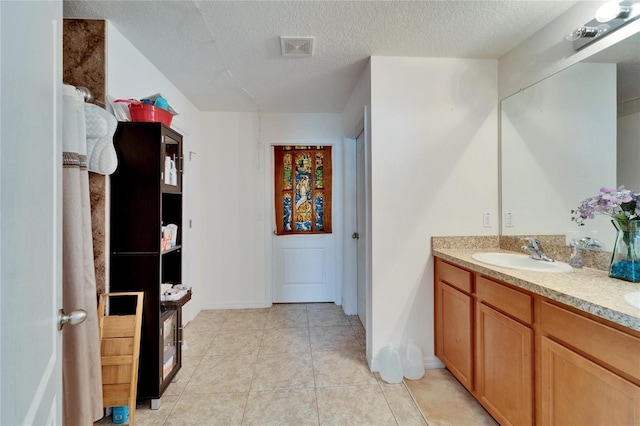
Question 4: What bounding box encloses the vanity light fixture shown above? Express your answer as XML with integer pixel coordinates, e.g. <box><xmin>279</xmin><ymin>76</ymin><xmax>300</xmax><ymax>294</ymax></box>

<box><xmin>565</xmin><ymin>25</ymin><xmax>610</xmax><ymax>42</ymax></box>
<box><xmin>568</xmin><ymin>0</ymin><xmax>640</xmax><ymax>50</ymax></box>
<box><xmin>596</xmin><ymin>1</ymin><xmax>633</xmax><ymax>22</ymax></box>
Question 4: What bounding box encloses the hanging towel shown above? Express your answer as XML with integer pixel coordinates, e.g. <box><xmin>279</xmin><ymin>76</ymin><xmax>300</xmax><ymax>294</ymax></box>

<box><xmin>62</xmin><ymin>84</ymin><xmax>104</xmax><ymax>425</ymax></box>
<box><xmin>85</xmin><ymin>102</ymin><xmax>118</xmax><ymax>175</ymax></box>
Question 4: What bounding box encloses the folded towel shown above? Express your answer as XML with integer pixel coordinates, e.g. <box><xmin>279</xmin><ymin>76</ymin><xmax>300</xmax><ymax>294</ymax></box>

<box><xmin>85</xmin><ymin>103</ymin><xmax>118</xmax><ymax>175</ymax></box>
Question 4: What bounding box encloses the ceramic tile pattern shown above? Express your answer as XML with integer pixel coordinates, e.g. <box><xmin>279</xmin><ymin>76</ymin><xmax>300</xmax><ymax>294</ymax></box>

<box><xmin>95</xmin><ymin>304</ymin><xmax>487</xmax><ymax>425</ymax></box>
<box><xmin>405</xmin><ymin>370</ymin><xmax>497</xmax><ymax>426</ymax></box>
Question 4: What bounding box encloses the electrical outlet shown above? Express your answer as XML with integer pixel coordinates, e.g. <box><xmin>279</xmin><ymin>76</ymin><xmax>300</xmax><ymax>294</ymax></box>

<box><xmin>483</xmin><ymin>212</ymin><xmax>491</xmax><ymax>228</ymax></box>
<box><xmin>505</xmin><ymin>212</ymin><xmax>514</xmax><ymax>227</ymax></box>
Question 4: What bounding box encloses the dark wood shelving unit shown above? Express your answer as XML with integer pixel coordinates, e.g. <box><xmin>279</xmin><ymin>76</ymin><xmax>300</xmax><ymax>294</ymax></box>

<box><xmin>109</xmin><ymin>122</ymin><xmax>187</xmax><ymax>409</ymax></box>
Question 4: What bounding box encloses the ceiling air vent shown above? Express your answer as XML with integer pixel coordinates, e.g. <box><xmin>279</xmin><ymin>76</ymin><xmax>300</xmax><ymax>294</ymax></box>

<box><xmin>280</xmin><ymin>36</ymin><xmax>314</xmax><ymax>57</ymax></box>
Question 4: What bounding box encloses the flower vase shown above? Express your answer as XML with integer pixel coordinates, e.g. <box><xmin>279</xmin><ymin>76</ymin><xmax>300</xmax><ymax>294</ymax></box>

<box><xmin>609</xmin><ymin>219</ymin><xmax>640</xmax><ymax>282</ymax></box>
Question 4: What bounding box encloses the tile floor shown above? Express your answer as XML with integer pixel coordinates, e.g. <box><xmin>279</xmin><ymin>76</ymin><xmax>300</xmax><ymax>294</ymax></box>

<box><xmin>95</xmin><ymin>303</ymin><xmax>492</xmax><ymax>425</ymax></box>
<box><xmin>405</xmin><ymin>370</ymin><xmax>497</xmax><ymax>426</ymax></box>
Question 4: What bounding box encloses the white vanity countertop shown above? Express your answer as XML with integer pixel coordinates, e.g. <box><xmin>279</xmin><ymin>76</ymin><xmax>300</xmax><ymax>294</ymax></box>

<box><xmin>433</xmin><ymin>248</ymin><xmax>640</xmax><ymax>332</ymax></box>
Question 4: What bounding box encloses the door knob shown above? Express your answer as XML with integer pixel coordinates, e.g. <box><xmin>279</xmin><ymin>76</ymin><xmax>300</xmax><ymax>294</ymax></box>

<box><xmin>352</xmin><ymin>232</ymin><xmax>360</xmax><ymax>239</ymax></box>
<box><xmin>57</xmin><ymin>309</ymin><xmax>87</xmax><ymax>330</ymax></box>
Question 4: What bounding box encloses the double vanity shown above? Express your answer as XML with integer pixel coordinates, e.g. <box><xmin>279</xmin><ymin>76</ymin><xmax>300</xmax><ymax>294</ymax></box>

<box><xmin>450</xmin><ymin>21</ymin><xmax>640</xmax><ymax>424</ymax></box>
<box><xmin>433</xmin><ymin>236</ymin><xmax>640</xmax><ymax>425</ymax></box>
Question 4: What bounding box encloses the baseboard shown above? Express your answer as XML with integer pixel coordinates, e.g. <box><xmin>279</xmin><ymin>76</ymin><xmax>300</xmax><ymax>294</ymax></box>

<box><xmin>200</xmin><ymin>301</ymin><xmax>271</xmax><ymax>310</ymax></box>
<box><xmin>370</xmin><ymin>354</ymin><xmax>445</xmax><ymax>373</ymax></box>
<box><xmin>200</xmin><ymin>301</ymin><xmax>347</xmax><ymax>310</ymax></box>
<box><xmin>424</xmin><ymin>354</ymin><xmax>445</xmax><ymax>369</ymax></box>
<box><xmin>370</xmin><ymin>356</ymin><xmax>380</xmax><ymax>372</ymax></box>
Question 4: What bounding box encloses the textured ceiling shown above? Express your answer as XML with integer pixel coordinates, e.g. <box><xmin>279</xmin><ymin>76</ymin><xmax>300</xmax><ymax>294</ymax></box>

<box><xmin>63</xmin><ymin>1</ymin><xmax>580</xmax><ymax>113</ymax></box>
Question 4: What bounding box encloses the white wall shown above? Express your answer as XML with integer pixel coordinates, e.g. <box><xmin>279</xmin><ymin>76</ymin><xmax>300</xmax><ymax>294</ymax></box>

<box><xmin>618</xmin><ymin>104</ymin><xmax>640</xmax><ymax>189</ymax></box>
<box><xmin>343</xmin><ymin>60</ymin><xmax>372</xmax><ymax>139</ymax></box>
<box><xmin>106</xmin><ymin>22</ymin><xmax>202</xmax><ymax>323</ymax></box>
<box><xmin>197</xmin><ymin>113</ymin><xmax>343</xmax><ymax>309</ymax></box>
<box><xmin>106</xmin><ymin>22</ymin><xmax>201</xmax><ymax>134</ymax></box>
<box><xmin>260</xmin><ymin>113</ymin><xmax>342</xmax><ymax>138</ymax></box>
<box><xmin>499</xmin><ymin>1</ymin><xmax>640</xmax><ymax>100</ymax></box>
<box><xmin>196</xmin><ymin>112</ymin><xmax>263</xmax><ymax>308</ymax></box>
<box><xmin>369</xmin><ymin>56</ymin><xmax>498</xmax><ymax>369</ymax></box>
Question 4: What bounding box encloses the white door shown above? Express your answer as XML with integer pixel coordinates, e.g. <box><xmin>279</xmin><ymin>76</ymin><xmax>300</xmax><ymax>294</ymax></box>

<box><xmin>356</xmin><ymin>131</ymin><xmax>367</xmax><ymax>327</ymax></box>
<box><xmin>271</xmin><ymin>145</ymin><xmax>337</xmax><ymax>303</ymax></box>
<box><xmin>0</xmin><ymin>1</ymin><xmax>63</xmax><ymax>424</ymax></box>
<box><xmin>273</xmin><ymin>234</ymin><xmax>336</xmax><ymax>302</ymax></box>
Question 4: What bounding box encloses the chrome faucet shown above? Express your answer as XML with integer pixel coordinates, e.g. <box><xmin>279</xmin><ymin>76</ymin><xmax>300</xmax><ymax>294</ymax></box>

<box><xmin>521</xmin><ymin>237</ymin><xmax>555</xmax><ymax>262</ymax></box>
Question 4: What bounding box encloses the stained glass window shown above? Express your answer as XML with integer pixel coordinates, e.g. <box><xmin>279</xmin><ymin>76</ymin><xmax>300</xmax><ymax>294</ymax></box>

<box><xmin>274</xmin><ymin>146</ymin><xmax>332</xmax><ymax>235</ymax></box>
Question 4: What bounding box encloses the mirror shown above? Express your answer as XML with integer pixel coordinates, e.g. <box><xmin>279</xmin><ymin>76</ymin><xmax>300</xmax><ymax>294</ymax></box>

<box><xmin>500</xmin><ymin>31</ymin><xmax>640</xmax><ymax>250</ymax></box>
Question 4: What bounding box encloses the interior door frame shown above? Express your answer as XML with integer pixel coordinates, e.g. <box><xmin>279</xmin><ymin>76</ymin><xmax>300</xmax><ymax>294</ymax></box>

<box><xmin>355</xmin><ymin>129</ymin><xmax>367</xmax><ymax>327</ymax></box>
<box><xmin>342</xmin><ymin>106</ymin><xmax>372</xmax><ymax>364</ymax></box>
<box><xmin>263</xmin><ymin>137</ymin><xmax>343</xmax><ymax>306</ymax></box>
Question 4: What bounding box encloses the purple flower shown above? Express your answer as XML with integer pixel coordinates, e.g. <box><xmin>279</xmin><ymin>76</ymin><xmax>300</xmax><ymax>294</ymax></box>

<box><xmin>571</xmin><ymin>186</ymin><xmax>639</xmax><ymax>225</ymax></box>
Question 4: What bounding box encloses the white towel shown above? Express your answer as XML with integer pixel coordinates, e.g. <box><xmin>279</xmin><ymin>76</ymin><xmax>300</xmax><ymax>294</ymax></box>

<box><xmin>85</xmin><ymin>103</ymin><xmax>118</xmax><ymax>175</ymax></box>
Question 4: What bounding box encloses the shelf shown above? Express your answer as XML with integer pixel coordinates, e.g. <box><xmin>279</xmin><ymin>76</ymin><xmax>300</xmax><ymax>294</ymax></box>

<box><xmin>161</xmin><ymin>290</ymin><xmax>191</xmax><ymax>310</ymax></box>
<box><xmin>161</xmin><ymin>245</ymin><xmax>182</xmax><ymax>255</ymax></box>
<box><xmin>112</xmin><ymin>245</ymin><xmax>181</xmax><ymax>256</ymax></box>
<box><xmin>110</xmin><ymin>121</ymin><xmax>185</xmax><ymax>401</ymax></box>
<box><xmin>161</xmin><ymin>187</ymin><xmax>182</xmax><ymax>195</ymax></box>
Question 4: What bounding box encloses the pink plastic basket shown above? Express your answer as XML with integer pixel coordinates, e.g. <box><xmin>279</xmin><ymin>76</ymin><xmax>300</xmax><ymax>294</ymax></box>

<box><xmin>128</xmin><ymin>103</ymin><xmax>173</xmax><ymax>127</ymax></box>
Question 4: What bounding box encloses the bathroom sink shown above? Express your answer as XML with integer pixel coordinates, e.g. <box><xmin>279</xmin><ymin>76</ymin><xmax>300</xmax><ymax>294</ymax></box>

<box><xmin>471</xmin><ymin>252</ymin><xmax>573</xmax><ymax>273</ymax></box>
<box><xmin>624</xmin><ymin>291</ymin><xmax>640</xmax><ymax>310</ymax></box>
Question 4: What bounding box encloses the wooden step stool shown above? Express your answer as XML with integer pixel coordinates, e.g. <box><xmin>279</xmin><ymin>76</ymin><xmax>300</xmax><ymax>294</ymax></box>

<box><xmin>98</xmin><ymin>292</ymin><xmax>144</xmax><ymax>425</ymax></box>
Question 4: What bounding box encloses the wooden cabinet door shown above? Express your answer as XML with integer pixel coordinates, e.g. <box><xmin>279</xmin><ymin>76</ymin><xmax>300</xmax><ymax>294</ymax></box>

<box><xmin>435</xmin><ymin>280</ymin><xmax>474</xmax><ymax>391</ymax></box>
<box><xmin>476</xmin><ymin>302</ymin><xmax>533</xmax><ymax>426</ymax></box>
<box><xmin>540</xmin><ymin>336</ymin><xmax>640</xmax><ymax>425</ymax></box>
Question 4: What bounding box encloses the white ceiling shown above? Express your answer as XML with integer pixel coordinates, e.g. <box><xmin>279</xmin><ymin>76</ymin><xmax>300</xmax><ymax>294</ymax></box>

<box><xmin>63</xmin><ymin>1</ymin><xmax>581</xmax><ymax>113</ymax></box>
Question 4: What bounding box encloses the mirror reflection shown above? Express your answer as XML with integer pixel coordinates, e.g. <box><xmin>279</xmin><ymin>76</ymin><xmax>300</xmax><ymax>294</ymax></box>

<box><xmin>500</xmin><ymin>31</ymin><xmax>640</xmax><ymax>250</ymax></box>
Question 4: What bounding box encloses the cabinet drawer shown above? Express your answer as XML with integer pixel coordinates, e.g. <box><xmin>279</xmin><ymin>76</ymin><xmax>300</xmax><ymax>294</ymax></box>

<box><xmin>541</xmin><ymin>301</ymin><xmax>640</xmax><ymax>382</ymax></box>
<box><xmin>435</xmin><ymin>258</ymin><xmax>472</xmax><ymax>293</ymax></box>
<box><xmin>476</xmin><ymin>277</ymin><xmax>532</xmax><ymax>324</ymax></box>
